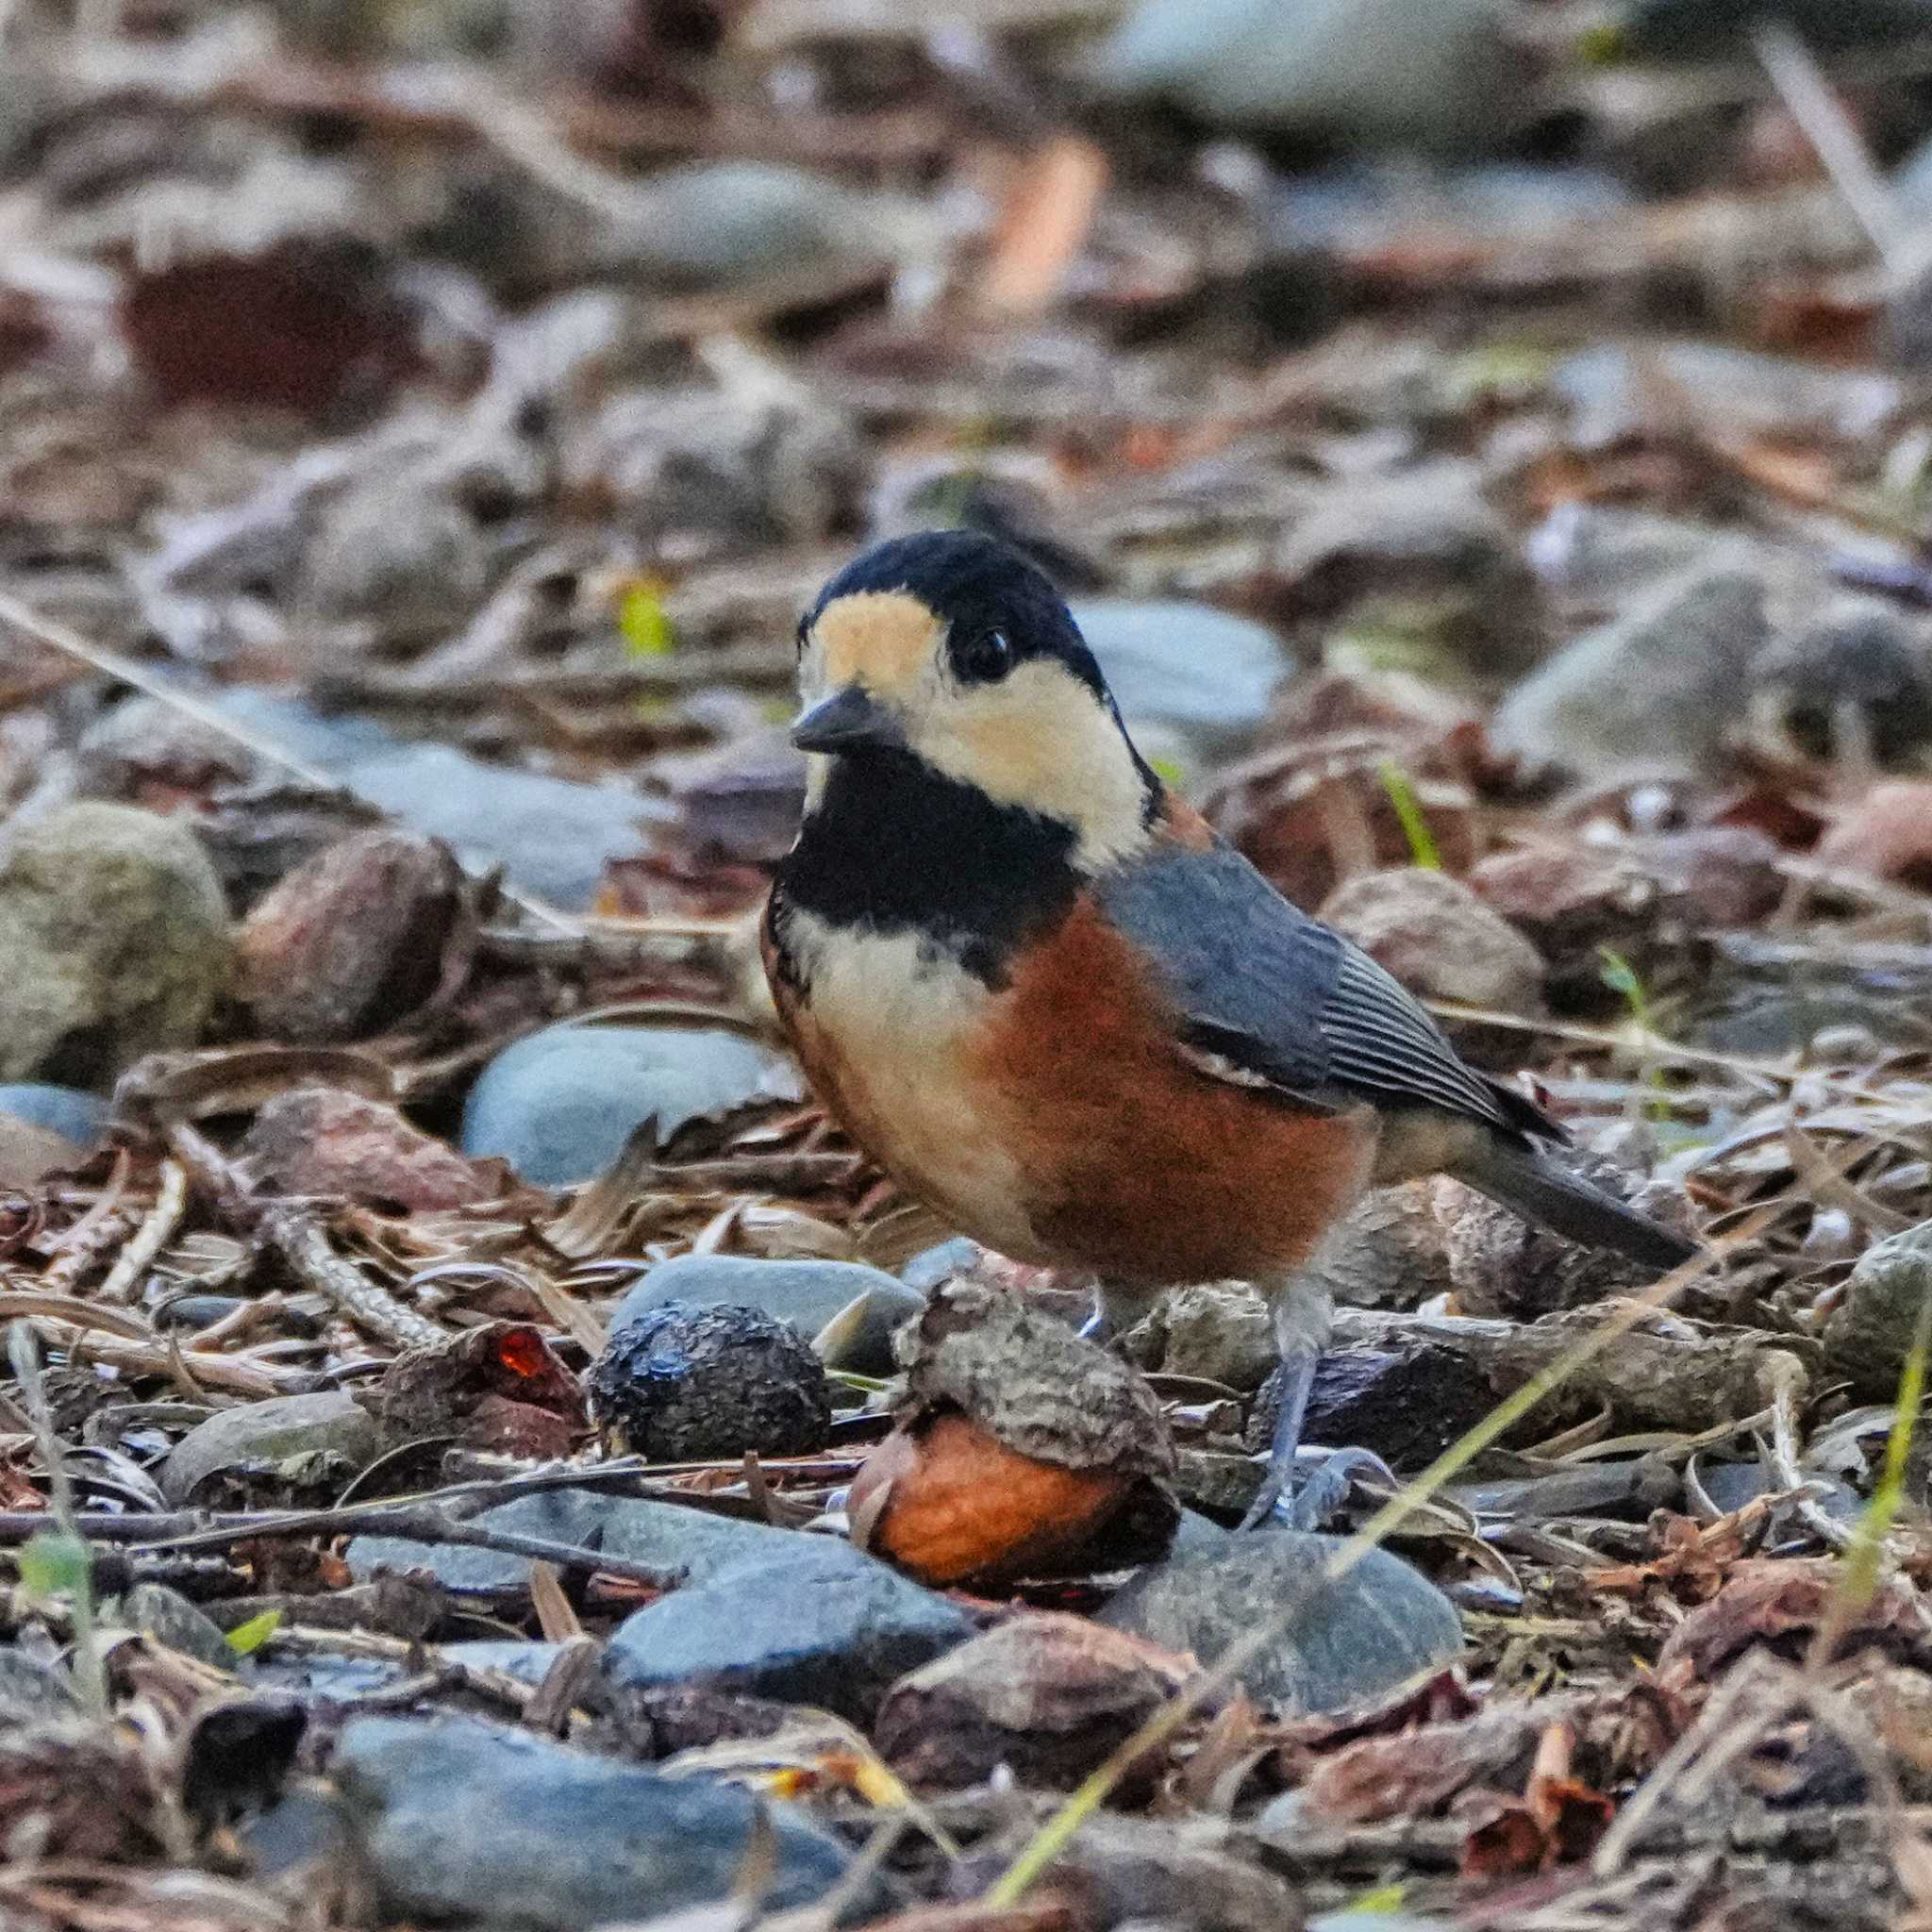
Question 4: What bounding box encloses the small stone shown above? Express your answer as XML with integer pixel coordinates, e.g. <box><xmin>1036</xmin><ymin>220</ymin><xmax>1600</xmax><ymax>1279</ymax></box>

<box><xmin>1070</xmin><ymin>598</ymin><xmax>1289</xmax><ymax>766</ymax></box>
<box><xmin>0</xmin><ymin>1651</ymin><xmax>80</xmax><ymax>1720</ymax></box>
<box><xmin>1824</xmin><ymin>1221</ymin><xmax>1932</xmax><ymax>1399</ymax></box>
<box><xmin>299</xmin><ymin>479</ymin><xmax>488</xmax><ymax>631</ymax></box>
<box><xmin>1491</xmin><ymin>568</ymin><xmax>1770</xmax><ymax>783</ymax></box>
<box><xmin>1257</xmin><ymin>1341</ymin><xmax>1493</xmax><ymax>1471</ymax></box>
<box><xmin>242</xmin><ymin>1087</ymin><xmax>495</xmax><ymax>1211</ymax></box>
<box><xmin>1747</xmin><ymin>604</ymin><xmax>1932</xmax><ymax>771</ymax></box>
<box><xmin>75</xmin><ymin>696</ymin><xmax>260</xmax><ymax>807</ymax></box>
<box><xmin>875</xmin><ymin>1612</ymin><xmax>1192</xmax><ymax>1791</ymax></box>
<box><xmin>607</xmin><ymin>1253</ymin><xmax>923</xmax><ymax>1376</ymax></box>
<box><xmin>1100</xmin><ymin>1528</ymin><xmax>1461</xmax><ymax>1711</ymax></box>
<box><xmin>441</xmin><ymin>1640</ymin><xmax>567</xmax><ymax>1686</ymax></box>
<box><xmin>586</xmin><ymin>1301</ymin><xmax>832</xmax><ymax>1462</ymax></box>
<box><xmin>120</xmin><ymin>1582</ymin><xmax>238</xmax><ymax>1673</ymax></box>
<box><xmin>1467</xmin><ymin>843</ymin><xmax>1668</xmax><ymax>1013</ymax></box>
<box><xmin>234</xmin><ymin>830</ymin><xmax>463</xmax><ymax>1043</ymax></box>
<box><xmin>333</xmin><ymin>1714</ymin><xmax>862</xmax><ymax>1929</ymax></box>
<box><xmin>1090</xmin><ymin>0</ymin><xmax>1539</xmax><ymax>158</ymax></box>
<box><xmin>599</xmin><ymin>161</ymin><xmax>900</xmax><ymax>289</ymax></box>
<box><xmin>347</xmin><ymin>1490</ymin><xmax>801</xmax><ymax>1597</ymax></box>
<box><xmin>460</xmin><ymin>1023</ymin><xmax>801</xmax><ymax>1187</ymax></box>
<box><xmin>570</xmin><ymin>390</ymin><xmax>865</xmax><ymax>550</ymax></box>
<box><xmin>1637</xmin><ymin>826</ymin><xmax>1784</xmax><ymax>929</ymax></box>
<box><xmin>1318</xmin><ymin>868</ymin><xmax>1546</xmax><ymax>1060</ymax></box>
<box><xmin>161</xmin><ymin>1391</ymin><xmax>381</xmax><ymax>1507</ymax></box>
<box><xmin>1273</xmin><ymin>462</ymin><xmax>1548</xmax><ymax>680</ymax></box>
<box><xmin>0</xmin><ymin>1083</ymin><xmax>111</xmax><ymax>1150</ymax></box>
<box><xmin>604</xmin><ymin>1536</ymin><xmax>973</xmax><ymax>1723</ymax></box>
<box><xmin>0</xmin><ymin>803</ymin><xmax>229</xmax><ymax>1084</ymax></box>
<box><xmin>1308</xmin><ymin>1180</ymin><xmax>1458</xmax><ymax>1313</ymax></box>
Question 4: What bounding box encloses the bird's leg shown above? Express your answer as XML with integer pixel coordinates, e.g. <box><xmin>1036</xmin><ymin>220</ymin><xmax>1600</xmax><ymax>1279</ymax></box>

<box><xmin>1240</xmin><ymin>1272</ymin><xmax>1392</xmax><ymax>1531</ymax></box>
<box><xmin>1080</xmin><ymin>1281</ymin><xmax>1161</xmax><ymax>1347</ymax></box>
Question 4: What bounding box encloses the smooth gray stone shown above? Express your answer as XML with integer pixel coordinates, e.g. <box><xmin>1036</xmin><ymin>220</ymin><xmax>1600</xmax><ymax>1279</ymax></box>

<box><xmin>0</xmin><ymin>1084</ymin><xmax>110</xmax><ymax>1147</ymax></box>
<box><xmin>460</xmin><ymin>1024</ymin><xmax>800</xmax><ymax>1187</ymax></box>
<box><xmin>604</xmin><ymin>1537</ymin><xmax>972</xmax><ymax>1722</ymax></box>
<box><xmin>345</xmin><ymin>1489</ymin><xmax>803</xmax><ymax>1597</ymax></box>
<box><xmin>160</xmin><ymin>1392</ymin><xmax>380</xmax><ymax>1507</ymax></box>
<box><xmin>1071</xmin><ymin>597</ymin><xmax>1286</xmax><ymax>761</ymax></box>
<box><xmin>441</xmin><ymin>1640</ymin><xmax>566</xmax><ymax>1686</ymax></box>
<box><xmin>210</xmin><ymin>691</ymin><xmax>657</xmax><ymax>908</ymax></box>
<box><xmin>608</xmin><ymin>1254</ymin><xmax>922</xmax><ymax>1375</ymax></box>
<box><xmin>0</xmin><ymin>803</ymin><xmax>229</xmax><ymax>1084</ymax></box>
<box><xmin>333</xmin><ymin>1715</ymin><xmax>861</xmax><ymax>1929</ymax></box>
<box><xmin>0</xmin><ymin>1650</ymin><xmax>80</xmax><ymax>1720</ymax></box>
<box><xmin>1102</xmin><ymin>1528</ymin><xmax>1461</xmax><ymax>1712</ymax></box>
<box><xmin>121</xmin><ymin>1581</ymin><xmax>238</xmax><ymax>1673</ymax></box>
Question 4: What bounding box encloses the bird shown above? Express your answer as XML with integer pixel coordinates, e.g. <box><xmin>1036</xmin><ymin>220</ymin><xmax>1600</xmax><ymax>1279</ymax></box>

<box><xmin>760</xmin><ymin>529</ymin><xmax>1699</xmax><ymax>1529</ymax></box>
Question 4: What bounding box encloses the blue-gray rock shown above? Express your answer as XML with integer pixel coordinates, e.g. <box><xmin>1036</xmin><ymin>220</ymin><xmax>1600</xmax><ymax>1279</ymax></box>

<box><xmin>0</xmin><ymin>1650</ymin><xmax>80</xmax><ymax>1720</ymax></box>
<box><xmin>1089</xmin><ymin>0</ymin><xmax>1538</xmax><ymax>157</ymax></box>
<box><xmin>332</xmin><ymin>1715</ymin><xmax>861</xmax><ymax>1929</ymax></box>
<box><xmin>900</xmin><ymin>1238</ymin><xmax>981</xmax><ymax>1294</ymax></box>
<box><xmin>0</xmin><ymin>1084</ymin><xmax>110</xmax><ymax>1148</ymax></box>
<box><xmin>608</xmin><ymin>1254</ymin><xmax>923</xmax><ymax>1374</ymax></box>
<box><xmin>1100</xmin><ymin>1528</ymin><xmax>1461</xmax><ymax>1711</ymax></box>
<box><xmin>1071</xmin><ymin>597</ymin><xmax>1286</xmax><ymax>767</ymax></box>
<box><xmin>1824</xmin><ymin>1219</ymin><xmax>1932</xmax><ymax>1398</ymax></box>
<box><xmin>346</xmin><ymin>1489</ymin><xmax>802</xmax><ymax>1597</ymax></box>
<box><xmin>442</xmin><ymin>1641</ymin><xmax>567</xmax><ymax>1686</ymax></box>
<box><xmin>120</xmin><ymin>1582</ymin><xmax>238</xmax><ymax>1673</ymax></box>
<box><xmin>0</xmin><ymin>803</ymin><xmax>230</xmax><ymax>1084</ymax></box>
<box><xmin>605</xmin><ymin>1537</ymin><xmax>973</xmax><ymax>1722</ymax></box>
<box><xmin>160</xmin><ymin>1391</ymin><xmax>381</xmax><ymax>1507</ymax></box>
<box><xmin>460</xmin><ymin>1023</ymin><xmax>801</xmax><ymax>1187</ymax></box>
<box><xmin>210</xmin><ymin>690</ymin><xmax>658</xmax><ymax>908</ymax></box>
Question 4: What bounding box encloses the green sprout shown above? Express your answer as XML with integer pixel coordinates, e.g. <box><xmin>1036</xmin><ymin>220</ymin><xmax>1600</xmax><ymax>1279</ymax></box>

<box><xmin>1376</xmin><ymin>761</ymin><xmax>1441</xmax><ymax>872</ymax></box>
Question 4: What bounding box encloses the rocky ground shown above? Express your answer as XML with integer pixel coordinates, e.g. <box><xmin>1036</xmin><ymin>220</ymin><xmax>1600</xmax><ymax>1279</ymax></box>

<box><xmin>7</xmin><ymin>1</ymin><xmax>1932</xmax><ymax>1928</ymax></box>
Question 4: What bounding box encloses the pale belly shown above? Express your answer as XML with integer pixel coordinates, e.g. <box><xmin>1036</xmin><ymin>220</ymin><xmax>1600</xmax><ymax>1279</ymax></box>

<box><xmin>779</xmin><ymin>914</ymin><xmax>1048</xmax><ymax>1259</ymax></box>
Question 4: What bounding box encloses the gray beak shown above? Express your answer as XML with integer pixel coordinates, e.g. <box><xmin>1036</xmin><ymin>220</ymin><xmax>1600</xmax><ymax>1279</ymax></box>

<box><xmin>790</xmin><ymin>686</ymin><xmax>905</xmax><ymax>754</ymax></box>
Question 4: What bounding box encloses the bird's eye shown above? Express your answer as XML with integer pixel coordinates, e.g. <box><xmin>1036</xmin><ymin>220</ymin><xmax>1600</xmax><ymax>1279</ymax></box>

<box><xmin>957</xmin><ymin>629</ymin><xmax>1014</xmax><ymax>684</ymax></box>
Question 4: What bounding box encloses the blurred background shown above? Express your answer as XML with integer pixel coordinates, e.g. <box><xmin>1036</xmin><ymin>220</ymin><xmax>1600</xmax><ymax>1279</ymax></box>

<box><xmin>7</xmin><ymin>0</ymin><xmax>1932</xmax><ymax>1175</ymax></box>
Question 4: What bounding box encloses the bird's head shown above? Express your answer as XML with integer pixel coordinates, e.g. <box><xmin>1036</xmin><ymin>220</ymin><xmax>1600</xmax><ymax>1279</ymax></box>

<box><xmin>791</xmin><ymin>530</ymin><xmax>1158</xmax><ymax>868</ymax></box>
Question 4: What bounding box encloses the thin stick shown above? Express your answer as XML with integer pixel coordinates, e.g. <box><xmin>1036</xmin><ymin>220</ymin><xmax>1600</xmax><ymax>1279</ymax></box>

<box><xmin>1752</xmin><ymin>19</ymin><xmax>1912</xmax><ymax>278</ymax></box>
<box><xmin>0</xmin><ymin>590</ymin><xmax>578</xmax><ymax>934</ymax></box>
<box><xmin>95</xmin><ymin>1159</ymin><xmax>187</xmax><ymax>1305</ymax></box>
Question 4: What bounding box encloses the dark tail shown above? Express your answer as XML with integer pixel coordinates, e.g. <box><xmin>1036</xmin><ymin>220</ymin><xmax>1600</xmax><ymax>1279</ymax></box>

<box><xmin>1450</xmin><ymin>1138</ymin><xmax>1699</xmax><ymax>1274</ymax></box>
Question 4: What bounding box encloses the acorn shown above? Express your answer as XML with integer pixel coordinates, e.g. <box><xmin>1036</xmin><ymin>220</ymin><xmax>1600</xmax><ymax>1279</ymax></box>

<box><xmin>849</xmin><ymin>1281</ymin><xmax>1174</xmax><ymax>1588</ymax></box>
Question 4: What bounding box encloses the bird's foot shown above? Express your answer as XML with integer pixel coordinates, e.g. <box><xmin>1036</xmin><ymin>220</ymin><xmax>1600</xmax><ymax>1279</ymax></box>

<box><xmin>1237</xmin><ymin>1446</ymin><xmax>1397</xmax><ymax>1533</ymax></box>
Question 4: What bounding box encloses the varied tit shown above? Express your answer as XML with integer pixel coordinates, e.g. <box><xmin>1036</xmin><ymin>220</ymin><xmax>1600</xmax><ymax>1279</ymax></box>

<box><xmin>761</xmin><ymin>529</ymin><xmax>1697</xmax><ymax>1528</ymax></box>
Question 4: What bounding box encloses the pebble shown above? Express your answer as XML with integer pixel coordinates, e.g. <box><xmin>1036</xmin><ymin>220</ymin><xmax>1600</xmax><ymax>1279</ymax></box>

<box><xmin>0</xmin><ymin>1083</ymin><xmax>111</xmax><ymax>1149</ymax></box>
<box><xmin>0</xmin><ymin>802</ymin><xmax>229</xmax><ymax>1084</ymax></box>
<box><xmin>1490</xmin><ymin>567</ymin><xmax>1770</xmax><ymax>783</ymax></box>
<box><xmin>160</xmin><ymin>1391</ymin><xmax>381</xmax><ymax>1507</ymax></box>
<box><xmin>119</xmin><ymin>1581</ymin><xmax>239</xmax><ymax>1673</ymax></box>
<box><xmin>242</xmin><ymin>1087</ymin><xmax>495</xmax><ymax>1212</ymax></box>
<box><xmin>0</xmin><ymin>1650</ymin><xmax>80</xmax><ymax>1720</ymax></box>
<box><xmin>332</xmin><ymin>1714</ymin><xmax>863</xmax><ymax>1929</ymax></box>
<box><xmin>1090</xmin><ymin>0</ymin><xmax>1538</xmax><ymax>157</ymax></box>
<box><xmin>234</xmin><ymin>829</ymin><xmax>462</xmax><ymax>1042</ymax></box>
<box><xmin>606</xmin><ymin>1253</ymin><xmax>924</xmax><ymax>1376</ymax></box>
<box><xmin>604</xmin><ymin>1535</ymin><xmax>974</xmax><ymax>1723</ymax></box>
<box><xmin>1071</xmin><ymin>598</ymin><xmax>1287</xmax><ymax>768</ymax></box>
<box><xmin>345</xmin><ymin>1489</ymin><xmax>801</xmax><ymax>1596</ymax></box>
<box><xmin>598</xmin><ymin>160</ymin><xmax>908</xmax><ymax>288</ymax></box>
<box><xmin>587</xmin><ymin>1300</ymin><xmax>832</xmax><ymax>1461</ymax></box>
<box><xmin>1100</xmin><ymin>1527</ymin><xmax>1461</xmax><ymax>1710</ymax></box>
<box><xmin>460</xmin><ymin>1023</ymin><xmax>801</xmax><ymax>1187</ymax></box>
<box><xmin>1141</xmin><ymin>1284</ymin><xmax>1277</xmax><ymax>1391</ymax></box>
<box><xmin>1824</xmin><ymin>1220</ymin><xmax>1932</xmax><ymax>1399</ymax></box>
<box><xmin>297</xmin><ymin>478</ymin><xmax>488</xmax><ymax>631</ymax></box>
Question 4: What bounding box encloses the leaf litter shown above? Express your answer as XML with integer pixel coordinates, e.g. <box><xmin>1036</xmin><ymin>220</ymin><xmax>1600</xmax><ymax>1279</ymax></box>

<box><xmin>6</xmin><ymin>0</ymin><xmax>1932</xmax><ymax>1928</ymax></box>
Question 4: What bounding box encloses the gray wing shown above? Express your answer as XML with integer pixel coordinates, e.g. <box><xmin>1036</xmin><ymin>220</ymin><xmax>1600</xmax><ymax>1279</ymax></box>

<box><xmin>1093</xmin><ymin>841</ymin><xmax>1555</xmax><ymax>1141</ymax></box>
